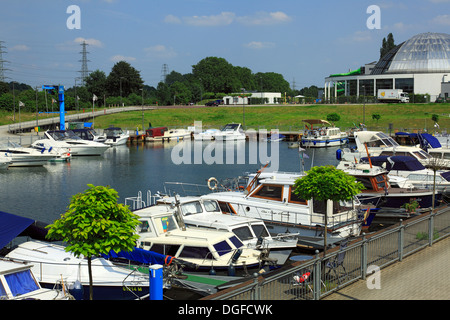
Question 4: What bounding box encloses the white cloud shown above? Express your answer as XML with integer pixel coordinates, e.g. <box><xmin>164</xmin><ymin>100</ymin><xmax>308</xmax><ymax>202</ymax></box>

<box><xmin>144</xmin><ymin>45</ymin><xmax>177</xmax><ymax>59</ymax></box>
<box><xmin>244</xmin><ymin>41</ymin><xmax>275</xmax><ymax>49</ymax></box>
<box><xmin>164</xmin><ymin>11</ymin><xmax>292</xmax><ymax>27</ymax></box>
<box><xmin>74</xmin><ymin>37</ymin><xmax>104</xmax><ymax>48</ymax></box>
<box><xmin>110</xmin><ymin>55</ymin><xmax>136</xmax><ymax>62</ymax></box>
<box><xmin>237</xmin><ymin>11</ymin><xmax>292</xmax><ymax>26</ymax></box>
<box><xmin>431</xmin><ymin>14</ymin><xmax>450</xmax><ymax>26</ymax></box>
<box><xmin>183</xmin><ymin>12</ymin><xmax>235</xmax><ymax>27</ymax></box>
<box><xmin>10</xmin><ymin>44</ymin><xmax>30</xmax><ymax>51</ymax></box>
<box><xmin>164</xmin><ymin>14</ymin><xmax>182</xmax><ymax>24</ymax></box>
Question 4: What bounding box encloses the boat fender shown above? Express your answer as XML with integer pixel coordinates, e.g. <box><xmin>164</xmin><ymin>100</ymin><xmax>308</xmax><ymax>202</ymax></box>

<box><xmin>336</xmin><ymin>149</ymin><xmax>342</xmax><ymax>160</ymax></box>
<box><xmin>69</xmin><ymin>280</ymin><xmax>84</xmax><ymax>300</ymax></box>
<box><xmin>207</xmin><ymin>177</ymin><xmax>219</xmax><ymax>190</ymax></box>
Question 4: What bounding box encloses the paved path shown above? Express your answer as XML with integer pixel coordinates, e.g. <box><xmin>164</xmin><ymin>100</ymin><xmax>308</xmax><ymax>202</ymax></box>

<box><xmin>323</xmin><ymin>236</ymin><xmax>450</xmax><ymax>300</ymax></box>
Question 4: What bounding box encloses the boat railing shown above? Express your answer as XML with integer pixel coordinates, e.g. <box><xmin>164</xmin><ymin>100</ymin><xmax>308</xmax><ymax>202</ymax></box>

<box><xmin>204</xmin><ymin>204</ymin><xmax>450</xmax><ymax>301</ymax></box>
<box><xmin>239</xmin><ymin>204</ymin><xmax>360</xmax><ymax>229</ymax></box>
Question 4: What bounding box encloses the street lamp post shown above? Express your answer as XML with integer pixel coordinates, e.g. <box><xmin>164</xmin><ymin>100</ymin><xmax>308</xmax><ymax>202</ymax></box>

<box><xmin>362</xmin><ymin>85</ymin><xmax>366</xmax><ymax>125</ymax></box>
<box><xmin>241</xmin><ymin>88</ymin><xmax>246</xmax><ymax>128</ymax></box>
<box><xmin>140</xmin><ymin>88</ymin><xmax>144</xmax><ymax>133</ymax></box>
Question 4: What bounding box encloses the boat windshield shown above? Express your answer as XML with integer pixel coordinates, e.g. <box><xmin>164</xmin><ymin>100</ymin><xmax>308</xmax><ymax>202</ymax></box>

<box><xmin>203</xmin><ymin>200</ymin><xmax>220</xmax><ymax>212</ymax></box>
<box><xmin>222</xmin><ymin>124</ymin><xmax>239</xmax><ymax>131</ymax></box>
<box><xmin>4</xmin><ymin>270</ymin><xmax>40</xmax><ymax>296</ymax></box>
<box><xmin>367</xmin><ymin>133</ymin><xmax>399</xmax><ymax>148</ymax></box>
<box><xmin>154</xmin><ymin>215</ymin><xmax>178</xmax><ymax>233</ymax></box>
<box><xmin>232</xmin><ymin>226</ymin><xmax>254</xmax><ymax>241</ymax></box>
<box><xmin>181</xmin><ymin>201</ymin><xmax>203</xmax><ymax>216</ymax></box>
<box><xmin>413</xmin><ymin>150</ymin><xmax>432</xmax><ymax>159</ymax></box>
<box><xmin>213</xmin><ymin>240</ymin><xmax>233</xmax><ymax>256</ymax></box>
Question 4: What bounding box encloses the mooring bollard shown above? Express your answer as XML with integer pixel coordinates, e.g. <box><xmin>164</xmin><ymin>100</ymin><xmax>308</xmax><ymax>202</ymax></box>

<box><xmin>149</xmin><ymin>264</ymin><xmax>163</xmax><ymax>300</ymax></box>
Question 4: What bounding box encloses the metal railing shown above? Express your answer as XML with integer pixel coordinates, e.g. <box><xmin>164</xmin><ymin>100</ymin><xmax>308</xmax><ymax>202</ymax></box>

<box><xmin>203</xmin><ymin>204</ymin><xmax>450</xmax><ymax>300</ymax></box>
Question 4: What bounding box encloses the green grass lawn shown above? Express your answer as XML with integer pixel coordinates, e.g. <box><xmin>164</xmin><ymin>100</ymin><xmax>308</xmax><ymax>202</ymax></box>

<box><xmin>2</xmin><ymin>103</ymin><xmax>449</xmax><ymax>132</ymax></box>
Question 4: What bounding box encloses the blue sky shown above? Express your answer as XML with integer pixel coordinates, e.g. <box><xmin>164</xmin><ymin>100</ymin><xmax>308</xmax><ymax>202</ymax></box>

<box><xmin>1</xmin><ymin>0</ymin><xmax>450</xmax><ymax>90</ymax></box>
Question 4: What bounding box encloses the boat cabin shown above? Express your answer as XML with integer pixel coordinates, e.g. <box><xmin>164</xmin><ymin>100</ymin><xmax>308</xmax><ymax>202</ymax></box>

<box><xmin>156</xmin><ymin>197</ymin><xmax>276</xmax><ymax>248</ymax></box>
<box><xmin>0</xmin><ymin>260</ymin><xmax>68</xmax><ymax>300</ymax></box>
<box><xmin>134</xmin><ymin>205</ymin><xmax>262</xmax><ymax>269</ymax></box>
<box><xmin>146</xmin><ymin>127</ymin><xmax>168</xmax><ymax>138</ymax></box>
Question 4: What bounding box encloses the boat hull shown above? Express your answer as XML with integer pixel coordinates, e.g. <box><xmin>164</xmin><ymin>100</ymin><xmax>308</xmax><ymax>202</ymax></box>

<box><xmin>301</xmin><ymin>137</ymin><xmax>349</xmax><ymax>148</ymax></box>
<box><xmin>41</xmin><ymin>282</ymin><xmax>149</xmax><ymax>300</ymax></box>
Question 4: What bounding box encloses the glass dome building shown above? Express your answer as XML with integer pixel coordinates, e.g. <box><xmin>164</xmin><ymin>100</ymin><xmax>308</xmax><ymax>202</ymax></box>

<box><xmin>324</xmin><ymin>32</ymin><xmax>450</xmax><ymax>102</ymax></box>
<box><xmin>387</xmin><ymin>33</ymin><xmax>450</xmax><ymax>74</ymax></box>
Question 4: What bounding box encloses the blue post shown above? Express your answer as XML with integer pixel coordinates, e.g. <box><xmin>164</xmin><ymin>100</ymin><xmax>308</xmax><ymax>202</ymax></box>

<box><xmin>43</xmin><ymin>85</ymin><xmax>65</xmax><ymax>130</ymax></box>
<box><xmin>149</xmin><ymin>264</ymin><xmax>163</xmax><ymax>300</ymax></box>
<box><xmin>59</xmin><ymin>86</ymin><xmax>65</xmax><ymax>130</ymax></box>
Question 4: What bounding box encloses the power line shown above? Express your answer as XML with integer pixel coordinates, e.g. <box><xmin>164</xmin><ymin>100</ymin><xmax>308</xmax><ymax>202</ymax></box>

<box><xmin>161</xmin><ymin>63</ymin><xmax>169</xmax><ymax>83</ymax></box>
<box><xmin>0</xmin><ymin>41</ymin><xmax>11</xmax><ymax>82</ymax></box>
<box><xmin>78</xmin><ymin>41</ymin><xmax>91</xmax><ymax>86</ymax></box>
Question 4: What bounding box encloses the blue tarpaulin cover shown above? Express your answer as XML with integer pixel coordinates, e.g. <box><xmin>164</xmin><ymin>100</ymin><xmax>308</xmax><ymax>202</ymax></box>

<box><xmin>361</xmin><ymin>155</ymin><xmax>426</xmax><ymax>171</ymax></box>
<box><xmin>0</xmin><ymin>211</ymin><xmax>34</xmax><ymax>250</ymax></box>
<box><xmin>420</xmin><ymin>133</ymin><xmax>442</xmax><ymax>149</ymax></box>
<box><xmin>103</xmin><ymin>247</ymin><xmax>168</xmax><ymax>265</ymax></box>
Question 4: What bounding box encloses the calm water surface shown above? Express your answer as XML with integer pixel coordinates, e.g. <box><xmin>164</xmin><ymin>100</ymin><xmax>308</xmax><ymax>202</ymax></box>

<box><xmin>0</xmin><ymin>140</ymin><xmax>342</xmax><ymax>224</ymax></box>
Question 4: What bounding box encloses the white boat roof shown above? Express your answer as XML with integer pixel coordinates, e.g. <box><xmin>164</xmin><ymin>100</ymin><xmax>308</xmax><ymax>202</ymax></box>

<box><xmin>0</xmin><ymin>259</ymin><xmax>33</xmax><ymax>275</ymax></box>
<box><xmin>302</xmin><ymin>119</ymin><xmax>332</xmax><ymax>126</ymax></box>
<box><xmin>184</xmin><ymin>212</ymin><xmax>264</xmax><ymax>227</ymax></box>
<box><xmin>142</xmin><ymin>226</ymin><xmax>238</xmax><ymax>246</ymax></box>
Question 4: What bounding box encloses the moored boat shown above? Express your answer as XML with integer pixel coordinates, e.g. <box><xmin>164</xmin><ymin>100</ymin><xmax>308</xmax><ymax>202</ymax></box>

<box><xmin>104</xmin><ymin>127</ymin><xmax>130</xmax><ymax>146</ymax></box>
<box><xmin>301</xmin><ymin>119</ymin><xmax>349</xmax><ymax>148</ymax></box>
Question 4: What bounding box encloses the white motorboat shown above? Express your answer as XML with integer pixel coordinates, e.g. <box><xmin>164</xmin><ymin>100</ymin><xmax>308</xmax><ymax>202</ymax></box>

<box><xmin>301</xmin><ymin>119</ymin><xmax>349</xmax><ymax>148</ymax></box>
<box><xmin>133</xmin><ymin>205</ymin><xmax>265</xmax><ymax>275</ymax></box>
<box><xmin>0</xmin><ymin>141</ymin><xmax>59</xmax><ymax>166</ymax></box>
<box><xmin>213</xmin><ymin>123</ymin><xmax>246</xmax><ymax>141</ymax></box>
<box><xmin>32</xmin><ymin>130</ymin><xmax>110</xmax><ymax>156</ymax></box>
<box><xmin>336</xmin><ymin>160</ymin><xmax>440</xmax><ymax>211</ymax></box>
<box><xmin>193</xmin><ymin>128</ymin><xmax>220</xmax><ymax>141</ymax></box>
<box><xmin>0</xmin><ymin>259</ymin><xmax>72</xmax><ymax>300</ymax></box>
<box><xmin>194</xmin><ymin>123</ymin><xmax>246</xmax><ymax>141</ymax></box>
<box><xmin>393</xmin><ymin>132</ymin><xmax>450</xmax><ymax>169</ymax></box>
<box><xmin>200</xmin><ymin>171</ymin><xmax>364</xmax><ymax>249</ymax></box>
<box><xmin>360</xmin><ymin>155</ymin><xmax>450</xmax><ymax>194</ymax></box>
<box><xmin>154</xmin><ymin>196</ymin><xmax>298</xmax><ymax>263</ymax></box>
<box><xmin>0</xmin><ymin>153</ymin><xmax>12</xmax><ymax>169</ymax></box>
<box><xmin>5</xmin><ymin>240</ymin><xmax>150</xmax><ymax>300</ymax></box>
<box><xmin>103</xmin><ymin>127</ymin><xmax>129</xmax><ymax>146</ymax></box>
<box><xmin>337</xmin><ymin>131</ymin><xmax>436</xmax><ymax>168</ymax></box>
<box><xmin>151</xmin><ymin>128</ymin><xmax>192</xmax><ymax>142</ymax></box>
<box><xmin>71</xmin><ymin>128</ymin><xmax>107</xmax><ymax>143</ymax></box>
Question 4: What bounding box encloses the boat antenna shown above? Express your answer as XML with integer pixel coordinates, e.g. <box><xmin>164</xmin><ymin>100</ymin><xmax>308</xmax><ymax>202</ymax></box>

<box><xmin>173</xmin><ymin>194</ymin><xmax>186</xmax><ymax>231</ymax></box>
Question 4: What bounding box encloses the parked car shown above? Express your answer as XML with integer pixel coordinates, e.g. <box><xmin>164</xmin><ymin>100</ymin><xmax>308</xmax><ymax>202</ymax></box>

<box><xmin>205</xmin><ymin>99</ymin><xmax>223</xmax><ymax>107</ymax></box>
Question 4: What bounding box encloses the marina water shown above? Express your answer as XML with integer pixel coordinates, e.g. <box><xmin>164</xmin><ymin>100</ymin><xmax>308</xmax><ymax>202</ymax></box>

<box><xmin>0</xmin><ymin>140</ymin><xmax>341</xmax><ymax>224</ymax></box>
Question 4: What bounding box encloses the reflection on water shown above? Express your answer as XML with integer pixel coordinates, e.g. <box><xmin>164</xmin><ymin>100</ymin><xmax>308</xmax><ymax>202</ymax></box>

<box><xmin>0</xmin><ymin>141</ymin><xmax>341</xmax><ymax>223</ymax></box>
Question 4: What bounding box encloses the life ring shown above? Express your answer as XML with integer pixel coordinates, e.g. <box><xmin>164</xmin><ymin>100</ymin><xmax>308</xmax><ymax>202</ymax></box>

<box><xmin>208</xmin><ymin>177</ymin><xmax>219</xmax><ymax>190</ymax></box>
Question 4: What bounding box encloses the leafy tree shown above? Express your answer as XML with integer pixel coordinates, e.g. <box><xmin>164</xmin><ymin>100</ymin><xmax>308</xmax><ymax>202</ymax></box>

<box><xmin>293</xmin><ymin>166</ymin><xmax>364</xmax><ymax>252</ymax></box>
<box><xmin>85</xmin><ymin>70</ymin><xmax>108</xmax><ymax>103</ymax></box>
<box><xmin>192</xmin><ymin>57</ymin><xmax>239</xmax><ymax>93</ymax></box>
<box><xmin>46</xmin><ymin>184</ymin><xmax>141</xmax><ymax>300</ymax></box>
<box><xmin>372</xmin><ymin>113</ymin><xmax>381</xmax><ymax>122</ymax></box>
<box><xmin>170</xmin><ymin>81</ymin><xmax>192</xmax><ymax>105</ymax></box>
<box><xmin>326</xmin><ymin>113</ymin><xmax>341</xmax><ymax>123</ymax></box>
<box><xmin>156</xmin><ymin>81</ymin><xmax>171</xmax><ymax>105</ymax></box>
<box><xmin>432</xmin><ymin>113</ymin><xmax>439</xmax><ymax>123</ymax></box>
<box><xmin>165</xmin><ymin>71</ymin><xmax>186</xmax><ymax>86</ymax></box>
<box><xmin>106</xmin><ymin>61</ymin><xmax>144</xmax><ymax>97</ymax></box>
<box><xmin>380</xmin><ymin>33</ymin><xmax>395</xmax><ymax>58</ymax></box>
<box><xmin>255</xmin><ymin>72</ymin><xmax>292</xmax><ymax>95</ymax></box>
